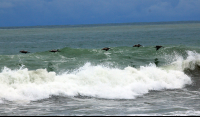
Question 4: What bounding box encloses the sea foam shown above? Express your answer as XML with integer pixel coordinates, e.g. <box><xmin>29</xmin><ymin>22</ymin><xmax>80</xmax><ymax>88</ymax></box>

<box><xmin>0</xmin><ymin>59</ymin><xmax>192</xmax><ymax>102</ymax></box>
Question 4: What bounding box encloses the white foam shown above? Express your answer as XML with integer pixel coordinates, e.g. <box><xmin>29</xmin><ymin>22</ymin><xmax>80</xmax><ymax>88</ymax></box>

<box><xmin>0</xmin><ymin>61</ymin><xmax>192</xmax><ymax>102</ymax></box>
<box><xmin>0</xmin><ymin>67</ymin><xmax>56</xmax><ymax>102</ymax></box>
<box><xmin>168</xmin><ymin>50</ymin><xmax>200</xmax><ymax>71</ymax></box>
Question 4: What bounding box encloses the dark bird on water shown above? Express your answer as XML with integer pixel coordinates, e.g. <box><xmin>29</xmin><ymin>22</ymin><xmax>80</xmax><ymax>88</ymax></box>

<box><xmin>102</xmin><ymin>47</ymin><xmax>110</xmax><ymax>51</ymax></box>
<box><xmin>19</xmin><ymin>50</ymin><xmax>30</xmax><ymax>54</ymax></box>
<box><xmin>155</xmin><ymin>46</ymin><xmax>163</xmax><ymax>51</ymax></box>
<box><xmin>133</xmin><ymin>44</ymin><xmax>142</xmax><ymax>47</ymax></box>
<box><xmin>49</xmin><ymin>49</ymin><xmax>60</xmax><ymax>53</ymax></box>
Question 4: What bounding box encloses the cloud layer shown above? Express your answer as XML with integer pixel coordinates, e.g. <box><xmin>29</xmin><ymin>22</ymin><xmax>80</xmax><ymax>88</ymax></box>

<box><xmin>0</xmin><ymin>0</ymin><xmax>200</xmax><ymax>27</ymax></box>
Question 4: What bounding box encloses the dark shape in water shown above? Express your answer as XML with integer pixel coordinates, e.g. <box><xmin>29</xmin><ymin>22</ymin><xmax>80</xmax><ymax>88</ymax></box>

<box><xmin>47</xmin><ymin>62</ymin><xmax>54</xmax><ymax>72</ymax></box>
<box><xmin>133</xmin><ymin>44</ymin><xmax>142</xmax><ymax>47</ymax></box>
<box><xmin>102</xmin><ymin>47</ymin><xmax>110</xmax><ymax>51</ymax></box>
<box><xmin>184</xmin><ymin>64</ymin><xmax>200</xmax><ymax>90</ymax></box>
<box><xmin>19</xmin><ymin>50</ymin><xmax>30</xmax><ymax>54</ymax></box>
<box><xmin>154</xmin><ymin>45</ymin><xmax>163</xmax><ymax>51</ymax></box>
<box><xmin>49</xmin><ymin>49</ymin><xmax>60</xmax><ymax>53</ymax></box>
<box><xmin>154</xmin><ymin>58</ymin><xmax>159</xmax><ymax>66</ymax></box>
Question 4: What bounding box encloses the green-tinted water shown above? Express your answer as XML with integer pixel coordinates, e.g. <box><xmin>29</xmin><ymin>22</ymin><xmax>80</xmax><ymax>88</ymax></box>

<box><xmin>0</xmin><ymin>21</ymin><xmax>200</xmax><ymax>116</ymax></box>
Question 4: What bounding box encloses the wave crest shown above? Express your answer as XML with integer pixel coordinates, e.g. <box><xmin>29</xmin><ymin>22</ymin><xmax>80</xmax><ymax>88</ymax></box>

<box><xmin>0</xmin><ymin>55</ymin><xmax>194</xmax><ymax>102</ymax></box>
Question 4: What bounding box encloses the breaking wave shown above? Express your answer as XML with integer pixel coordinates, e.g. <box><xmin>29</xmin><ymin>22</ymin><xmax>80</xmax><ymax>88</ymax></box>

<box><xmin>2</xmin><ymin>50</ymin><xmax>200</xmax><ymax>103</ymax></box>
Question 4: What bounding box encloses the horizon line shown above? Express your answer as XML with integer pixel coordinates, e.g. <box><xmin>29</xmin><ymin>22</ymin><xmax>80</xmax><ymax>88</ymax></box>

<box><xmin>1</xmin><ymin>20</ymin><xmax>200</xmax><ymax>29</ymax></box>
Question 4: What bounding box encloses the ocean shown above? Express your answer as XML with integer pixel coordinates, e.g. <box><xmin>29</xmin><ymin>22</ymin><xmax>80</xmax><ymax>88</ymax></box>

<box><xmin>0</xmin><ymin>21</ymin><xmax>200</xmax><ymax>116</ymax></box>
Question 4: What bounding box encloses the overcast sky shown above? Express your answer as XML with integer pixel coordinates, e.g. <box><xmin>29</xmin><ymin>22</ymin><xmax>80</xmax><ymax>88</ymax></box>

<box><xmin>0</xmin><ymin>0</ymin><xmax>200</xmax><ymax>27</ymax></box>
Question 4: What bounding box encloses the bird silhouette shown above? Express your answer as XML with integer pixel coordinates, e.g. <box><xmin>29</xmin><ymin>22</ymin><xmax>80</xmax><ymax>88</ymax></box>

<box><xmin>133</xmin><ymin>44</ymin><xmax>142</xmax><ymax>47</ymax></box>
<box><xmin>102</xmin><ymin>47</ymin><xmax>110</xmax><ymax>51</ymax></box>
<box><xmin>154</xmin><ymin>46</ymin><xmax>163</xmax><ymax>51</ymax></box>
<box><xmin>49</xmin><ymin>49</ymin><xmax>60</xmax><ymax>53</ymax></box>
<box><xmin>19</xmin><ymin>50</ymin><xmax>30</xmax><ymax>54</ymax></box>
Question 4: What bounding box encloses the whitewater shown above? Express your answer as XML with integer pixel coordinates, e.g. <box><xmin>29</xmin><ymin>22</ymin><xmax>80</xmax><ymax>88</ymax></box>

<box><xmin>0</xmin><ymin>21</ymin><xmax>200</xmax><ymax>115</ymax></box>
<box><xmin>0</xmin><ymin>50</ymin><xmax>197</xmax><ymax>103</ymax></box>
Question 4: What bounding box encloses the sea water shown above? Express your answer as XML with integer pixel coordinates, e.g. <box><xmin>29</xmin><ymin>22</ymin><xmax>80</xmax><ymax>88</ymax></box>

<box><xmin>0</xmin><ymin>21</ymin><xmax>200</xmax><ymax>115</ymax></box>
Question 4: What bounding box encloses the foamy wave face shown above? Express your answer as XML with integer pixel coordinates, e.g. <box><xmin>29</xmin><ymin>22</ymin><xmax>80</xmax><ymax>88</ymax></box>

<box><xmin>60</xmin><ymin>63</ymin><xmax>191</xmax><ymax>99</ymax></box>
<box><xmin>170</xmin><ymin>51</ymin><xmax>200</xmax><ymax>71</ymax></box>
<box><xmin>0</xmin><ymin>62</ymin><xmax>192</xmax><ymax>103</ymax></box>
<box><xmin>0</xmin><ymin>67</ymin><xmax>56</xmax><ymax>103</ymax></box>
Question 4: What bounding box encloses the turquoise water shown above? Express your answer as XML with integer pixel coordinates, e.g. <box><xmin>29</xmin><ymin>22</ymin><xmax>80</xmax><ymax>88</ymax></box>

<box><xmin>0</xmin><ymin>21</ymin><xmax>200</xmax><ymax>115</ymax></box>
